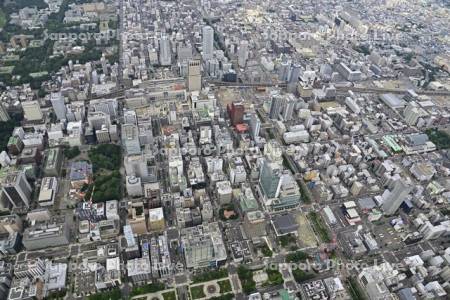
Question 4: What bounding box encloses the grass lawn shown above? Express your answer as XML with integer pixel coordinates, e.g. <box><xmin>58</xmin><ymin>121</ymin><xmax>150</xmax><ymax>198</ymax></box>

<box><xmin>130</xmin><ymin>283</ymin><xmax>165</xmax><ymax>296</ymax></box>
<box><xmin>87</xmin><ymin>288</ymin><xmax>121</xmax><ymax>300</ymax></box>
<box><xmin>217</xmin><ymin>279</ymin><xmax>232</xmax><ymax>293</ymax></box>
<box><xmin>162</xmin><ymin>290</ymin><xmax>177</xmax><ymax>300</ymax></box>
<box><xmin>191</xmin><ymin>269</ymin><xmax>228</xmax><ymax>284</ymax></box>
<box><xmin>190</xmin><ymin>285</ymin><xmax>205</xmax><ymax>299</ymax></box>
<box><xmin>209</xmin><ymin>295</ymin><xmax>234</xmax><ymax>300</ymax></box>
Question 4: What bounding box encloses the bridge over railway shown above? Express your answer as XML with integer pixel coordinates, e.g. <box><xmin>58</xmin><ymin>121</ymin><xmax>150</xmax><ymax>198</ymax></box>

<box><xmin>207</xmin><ymin>80</ymin><xmax>450</xmax><ymax>96</ymax></box>
<box><xmin>89</xmin><ymin>80</ymin><xmax>450</xmax><ymax>101</ymax></box>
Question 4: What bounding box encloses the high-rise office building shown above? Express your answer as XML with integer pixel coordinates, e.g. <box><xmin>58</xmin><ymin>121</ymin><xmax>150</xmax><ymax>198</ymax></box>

<box><xmin>138</xmin><ymin>122</ymin><xmax>153</xmax><ymax>145</ymax></box>
<box><xmin>259</xmin><ymin>160</ymin><xmax>282</xmax><ymax>199</ymax></box>
<box><xmin>122</xmin><ymin>124</ymin><xmax>141</xmax><ymax>155</ymax></box>
<box><xmin>278</xmin><ymin>61</ymin><xmax>291</xmax><ymax>82</ymax></box>
<box><xmin>181</xmin><ymin>222</ymin><xmax>227</xmax><ymax>269</ymax></box>
<box><xmin>65</xmin><ymin>101</ymin><xmax>85</xmax><ymax>122</ymax></box>
<box><xmin>269</xmin><ymin>95</ymin><xmax>283</xmax><ymax>120</ymax></box>
<box><xmin>0</xmin><ymin>103</ymin><xmax>10</xmax><ymax>121</ymax></box>
<box><xmin>123</xmin><ymin>110</ymin><xmax>137</xmax><ymax>125</ymax></box>
<box><xmin>96</xmin><ymin>125</ymin><xmax>111</xmax><ymax>143</ymax></box>
<box><xmin>38</xmin><ymin>176</ymin><xmax>58</xmax><ymax>207</ymax></box>
<box><xmin>126</xmin><ymin>176</ymin><xmax>143</xmax><ymax>197</ymax></box>
<box><xmin>50</xmin><ymin>92</ymin><xmax>67</xmax><ymax>120</ymax></box>
<box><xmin>228</xmin><ymin>102</ymin><xmax>245</xmax><ymax>126</ymax></box>
<box><xmin>14</xmin><ymin>258</ymin><xmax>46</xmax><ymax>279</ymax></box>
<box><xmin>159</xmin><ymin>35</ymin><xmax>172</xmax><ymax>66</ymax></box>
<box><xmin>202</xmin><ymin>26</ymin><xmax>214</xmax><ymax>60</ymax></box>
<box><xmin>44</xmin><ymin>148</ymin><xmax>63</xmax><ymax>176</ymax></box>
<box><xmin>1</xmin><ymin>170</ymin><xmax>32</xmax><ymax>208</ymax></box>
<box><xmin>249</xmin><ymin>113</ymin><xmax>261</xmax><ymax>139</ymax></box>
<box><xmin>276</xmin><ymin>174</ymin><xmax>301</xmax><ymax>211</ymax></box>
<box><xmin>124</xmin><ymin>153</ymin><xmax>149</xmax><ymax>180</ymax></box>
<box><xmin>0</xmin><ymin>151</ymin><xmax>11</xmax><ymax>168</ymax></box>
<box><xmin>382</xmin><ymin>179</ymin><xmax>413</xmax><ymax>215</ymax></box>
<box><xmin>88</xmin><ymin>111</ymin><xmax>111</xmax><ymax>130</ymax></box>
<box><xmin>288</xmin><ymin>63</ymin><xmax>301</xmax><ymax>83</ymax></box>
<box><xmin>7</xmin><ymin>136</ymin><xmax>24</xmax><ymax>155</ymax></box>
<box><xmin>178</xmin><ymin>43</ymin><xmax>193</xmax><ymax>62</ymax></box>
<box><xmin>188</xmin><ymin>60</ymin><xmax>201</xmax><ymax>91</ymax></box>
<box><xmin>148</xmin><ymin>207</ymin><xmax>165</xmax><ymax>232</ymax></box>
<box><xmin>90</xmin><ymin>98</ymin><xmax>118</xmax><ymax>118</ymax></box>
<box><xmin>22</xmin><ymin>216</ymin><xmax>70</xmax><ymax>250</ymax></box>
<box><xmin>403</xmin><ymin>101</ymin><xmax>428</xmax><ymax>126</ymax></box>
<box><xmin>100</xmin><ymin>55</ymin><xmax>109</xmax><ymax>75</ymax></box>
<box><xmin>258</xmin><ymin>158</ymin><xmax>300</xmax><ymax>211</ymax></box>
<box><xmin>280</xmin><ymin>95</ymin><xmax>296</xmax><ymax>121</ymax></box>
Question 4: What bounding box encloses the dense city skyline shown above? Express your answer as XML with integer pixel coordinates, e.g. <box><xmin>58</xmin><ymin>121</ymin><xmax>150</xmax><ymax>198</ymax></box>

<box><xmin>0</xmin><ymin>0</ymin><xmax>449</xmax><ymax>300</ymax></box>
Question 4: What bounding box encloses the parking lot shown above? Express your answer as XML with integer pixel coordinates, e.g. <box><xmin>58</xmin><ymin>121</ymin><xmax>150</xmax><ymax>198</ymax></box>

<box><xmin>371</xmin><ymin>221</ymin><xmax>403</xmax><ymax>249</ymax></box>
<box><xmin>74</xmin><ymin>270</ymin><xmax>96</xmax><ymax>296</ymax></box>
<box><xmin>295</xmin><ymin>212</ymin><xmax>318</xmax><ymax>249</ymax></box>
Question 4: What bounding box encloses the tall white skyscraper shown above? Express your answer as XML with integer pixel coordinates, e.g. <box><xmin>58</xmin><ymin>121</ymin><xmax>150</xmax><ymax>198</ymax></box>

<box><xmin>249</xmin><ymin>113</ymin><xmax>261</xmax><ymax>139</ymax></box>
<box><xmin>238</xmin><ymin>40</ymin><xmax>248</xmax><ymax>68</ymax></box>
<box><xmin>202</xmin><ymin>26</ymin><xmax>214</xmax><ymax>60</ymax></box>
<box><xmin>91</xmin><ymin>70</ymin><xmax>99</xmax><ymax>84</ymax></box>
<box><xmin>382</xmin><ymin>179</ymin><xmax>413</xmax><ymax>215</ymax></box>
<box><xmin>100</xmin><ymin>55</ymin><xmax>109</xmax><ymax>75</ymax></box>
<box><xmin>50</xmin><ymin>92</ymin><xmax>67</xmax><ymax>120</ymax></box>
<box><xmin>280</xmin><ymin>95</ymin><xmax>296</xmax><ymax>121</ymax></box>
<box><xmin>159</xmin><ymin>35</ymin><xmax>172</xmax><ymax>66</ymax></box>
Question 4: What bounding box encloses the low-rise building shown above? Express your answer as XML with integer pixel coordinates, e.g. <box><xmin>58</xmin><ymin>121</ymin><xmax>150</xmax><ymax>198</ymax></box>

<box><xmin>69</xmin><ymin>161</ymin><xmax>93</xmax><ymax>189</ymax></box>
<box><xmin>22</xmin><ymin>216</ymin><xmax>70</xmax><ymax>250</ymax></box>
<box><xmin>148</xmin><ymin>207</ymin><xmax>165</xmax><ymax>232</ymax></box>
<box><xmin>181</xmin><ymin>222</ymin><xmax>227</xmax><ymax>269</ymax></box>
<box><xmin>38</xmin><ymin>177</ymin><xmax>58</xmax><ymax>207</ymax></box>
